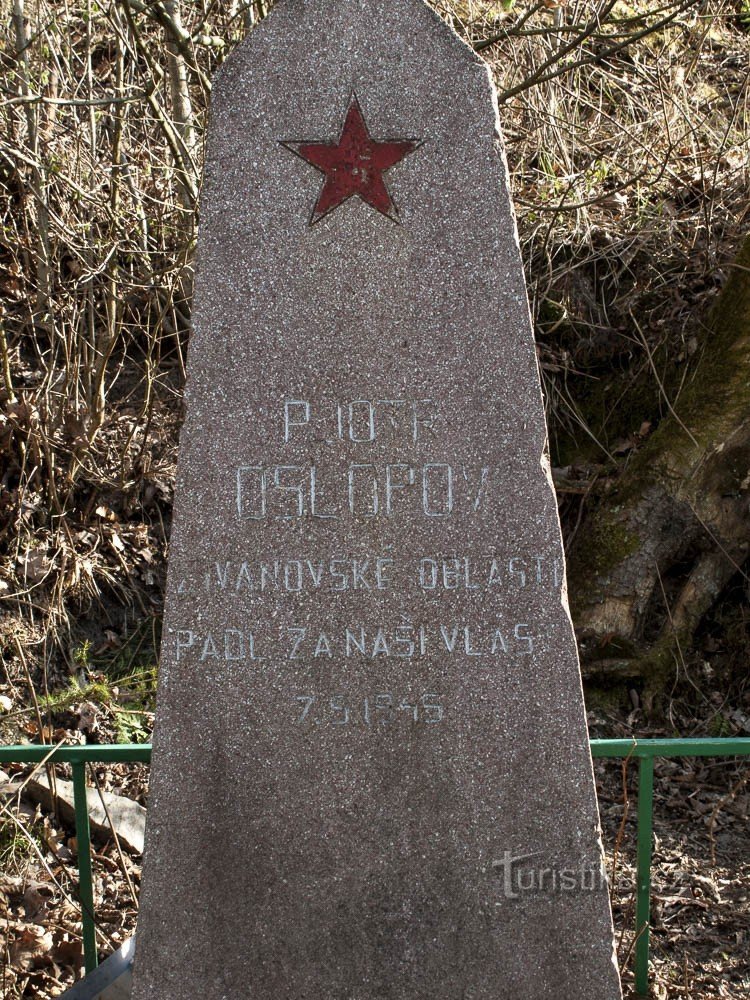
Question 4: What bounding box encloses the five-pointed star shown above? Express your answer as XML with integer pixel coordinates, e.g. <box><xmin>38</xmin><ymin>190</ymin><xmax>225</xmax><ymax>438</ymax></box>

<box><xmin>281</xmin><ymin>95</ymin><xmax>421</xmax><ymax>224</ymax></box>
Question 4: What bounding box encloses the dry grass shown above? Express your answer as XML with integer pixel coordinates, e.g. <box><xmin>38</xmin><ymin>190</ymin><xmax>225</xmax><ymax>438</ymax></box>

<box><xmin>1</xmin><ymin>0</ymin><xmax>748</xmax><ymax>680</ymax></box>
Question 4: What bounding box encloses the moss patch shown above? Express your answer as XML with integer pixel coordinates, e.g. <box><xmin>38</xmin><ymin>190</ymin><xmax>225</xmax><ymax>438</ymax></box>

<box><xmin>570</xmin><ymin>514</ymin><xmax>640</xmax><ymax>612</ymax></box>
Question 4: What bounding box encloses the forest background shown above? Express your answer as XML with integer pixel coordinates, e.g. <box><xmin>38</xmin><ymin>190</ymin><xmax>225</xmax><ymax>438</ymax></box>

<box><xmin>1</xmin><ymin>0</ymin><xmax>749</xmax><ymax>996</ymax></box>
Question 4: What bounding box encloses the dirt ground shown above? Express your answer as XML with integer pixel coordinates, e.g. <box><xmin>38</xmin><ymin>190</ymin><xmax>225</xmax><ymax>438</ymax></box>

<box><xmin>592</xmin><ymin>727</ymin><xmax>750</xmax><ymax>998</ymax></box>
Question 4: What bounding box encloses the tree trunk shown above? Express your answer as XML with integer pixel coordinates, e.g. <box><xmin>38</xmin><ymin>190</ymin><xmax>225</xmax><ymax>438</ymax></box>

<box><xmin>568</xmin><ymin>233</ymin><xmax>750</xmax><ymax>699</ymax></box>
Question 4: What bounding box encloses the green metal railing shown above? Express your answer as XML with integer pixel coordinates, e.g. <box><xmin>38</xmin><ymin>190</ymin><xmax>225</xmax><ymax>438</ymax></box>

<box><xmin>0</xmin><ymin>744</ymin><xmax>150</xmax><ymax>977</ymax></box>
<box><xmin>590</xmin><ymin>738</ymin><xmax>750</xmax><ymax>993</ymax></box>
<box><xmin>1</xmin><ymin>738</ymin><xmax>748</xmax><ymax>995</ymax></box>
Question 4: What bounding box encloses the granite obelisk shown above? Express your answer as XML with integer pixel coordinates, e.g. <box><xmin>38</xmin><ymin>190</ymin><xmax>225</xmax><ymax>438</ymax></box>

<box><xmin>132</xmin><ymin>1</ymin><xmax>622</xmax><ymax>996</ymax></box>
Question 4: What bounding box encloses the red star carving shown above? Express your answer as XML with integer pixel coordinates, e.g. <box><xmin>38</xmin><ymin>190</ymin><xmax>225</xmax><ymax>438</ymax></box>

<box><xmin>281</xmin><ymin>95</ymin><xmax>421</xmax><ymax>224</ymax></box>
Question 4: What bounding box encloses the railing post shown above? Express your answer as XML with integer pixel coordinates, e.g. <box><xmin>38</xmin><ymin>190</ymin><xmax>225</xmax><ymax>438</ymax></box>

<box><xmin>635</xmin><ymin>754</ymin><xmax>655</xmax><ymax>996</ymax></box>
<box><xmin>72</xmin><ymin>761</ymin><xmax>98</xmax><ymax>973</ymax></box>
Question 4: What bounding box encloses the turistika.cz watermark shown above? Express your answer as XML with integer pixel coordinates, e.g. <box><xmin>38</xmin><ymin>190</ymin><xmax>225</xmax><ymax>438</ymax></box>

<box><xmin>493</xmin><ymin>851</ymin><xmax>612</xmax><ymax>899</ymax></box>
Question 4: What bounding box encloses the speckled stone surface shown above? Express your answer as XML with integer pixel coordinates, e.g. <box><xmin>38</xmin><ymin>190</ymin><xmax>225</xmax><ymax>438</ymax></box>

<box><xmin>131</xmin><ymin>1</ymin><xmax>623</xmax><ymax>997</ymax></box>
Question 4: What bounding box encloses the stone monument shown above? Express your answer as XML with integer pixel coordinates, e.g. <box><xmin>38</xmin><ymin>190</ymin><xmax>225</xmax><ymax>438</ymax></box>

<box><xmin>132</xmin><ymin>0</ymin><xmax>623</xmax><ymax>997</ymax></box>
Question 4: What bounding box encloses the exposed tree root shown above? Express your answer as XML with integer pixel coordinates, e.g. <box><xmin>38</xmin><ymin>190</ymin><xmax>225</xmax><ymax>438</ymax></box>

<box><xmin>569</xmin><ymin>234</ymin><xmax>750</xmax><ymax>704</ymax></box>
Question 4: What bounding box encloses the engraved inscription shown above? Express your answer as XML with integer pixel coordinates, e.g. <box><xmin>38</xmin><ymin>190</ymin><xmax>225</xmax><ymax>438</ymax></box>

<box><xmin>184</xmin><ymin>396</ymin><xmax>560</xmax><ymax>722</ymax></box>
<box><xmin>179</xmin><ymin>554</ymin><xmax>561</xmax><ymax>596</ymax></box>
<box><xmin>233</xmin><ymin>398</ymin><xmax>507</xmax><ymax>522</ymax></box>
<box><xmin>168</xmin><ymin>622</ymin><xmax>536</xmax><ymax>662</ymax></box>
<box><xmin>236</xmin><ymin>462</ymin><xmax>492</xmax><ymax>520</ymax></box>
<box><xmin>283</xmin><ymin>397</ymin><xmax>437</xmax><ymax>444</ymax></box>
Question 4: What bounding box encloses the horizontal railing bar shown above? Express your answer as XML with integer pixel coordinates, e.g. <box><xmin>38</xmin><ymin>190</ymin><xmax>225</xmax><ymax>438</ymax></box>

<box><xmin>590</xmin><ymin>737</ymin><xmax>750</xmax><ymax>758</ymax></box>
<box><xmin>0</xmin><ymin>744</ymin><xmax>153</xmax><ymax>764</ymax></box>
<box><xmin>2</xmin><ymin>738</ymin><xmax>750</xmax><ymax>765</ymax></box>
